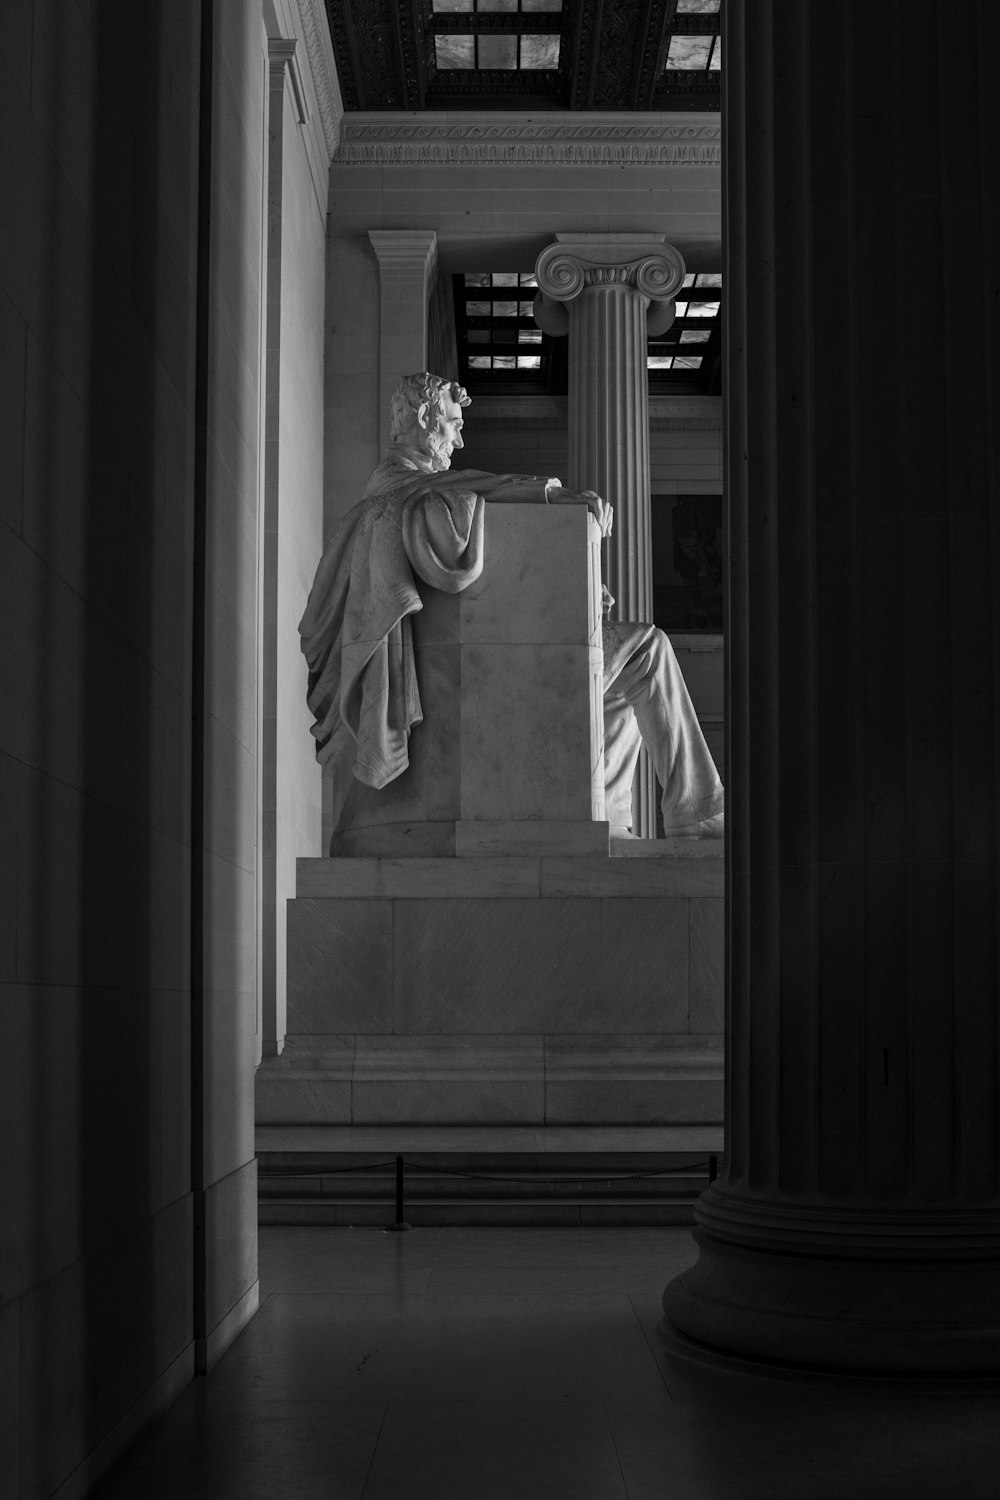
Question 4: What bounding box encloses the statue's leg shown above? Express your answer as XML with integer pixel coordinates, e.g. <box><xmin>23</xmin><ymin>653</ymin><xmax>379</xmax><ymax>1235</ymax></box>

<box><xmin>603</xmin><ymin>621</ymin><xmax>724</xmax><ymax>834</ymax></box>
<box><xmin>603</xmin><ymin>685</ymin><xmax>643</xmax><ymax>830</ymax></box>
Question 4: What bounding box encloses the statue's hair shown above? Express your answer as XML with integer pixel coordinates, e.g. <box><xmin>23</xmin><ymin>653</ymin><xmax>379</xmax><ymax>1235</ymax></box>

<box><xmin>389</xmin><ymin>372</ymin><xmax>471</xmax><ymax>440</ymax></box>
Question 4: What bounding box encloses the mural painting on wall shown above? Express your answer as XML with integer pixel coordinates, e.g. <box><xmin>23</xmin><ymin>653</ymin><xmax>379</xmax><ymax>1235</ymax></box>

<box><xmin>652</xmin><ymin>494</ymin><xmax>724</xmax><ymax>632</ymax></box>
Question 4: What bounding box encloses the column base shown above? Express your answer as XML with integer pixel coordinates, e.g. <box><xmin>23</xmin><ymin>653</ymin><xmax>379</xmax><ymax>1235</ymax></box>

<box><xmin>663</xmin><ymin>1225</ymin><xmax>1000</xmax><ymax>1375</ymax></box>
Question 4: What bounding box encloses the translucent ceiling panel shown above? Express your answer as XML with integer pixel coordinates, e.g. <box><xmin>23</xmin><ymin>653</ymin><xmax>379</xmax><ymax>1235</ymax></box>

<box><xmin>666</xmin><ymin>35</ymin><xmax>714</xmax><ymax>68</ymax></box>
<box><xmin>478</xmin><ymin>34</ymin><xmax>517</xmax><ymax>67</ymax></box>
<box><xmin>478</xmin><ymin>0</ymin><xmax>517</xmax><ymax>10</ymax></box>
<box><xmin>433</xmin><ymin>0</ymin><xmax>473</xmax><ymax>10</ymax></box>
<box><xmin>520</xmin><ymin>35</ymin><xmax>560</xmax><ymax>67</ymax></box>
<box><xmin>436</xmin><ymin>35</ymin><xmax>475</xmax><ymax>67</ymax></box>
<box><xmin>676</xmin><ymin>0</ymin><xmax>721</xmax><ymax>11</ymax></box>
<box><xmin>522</xmin><ymin>1</ymin><xmax>562</xmax><ymax>11</ymax></box>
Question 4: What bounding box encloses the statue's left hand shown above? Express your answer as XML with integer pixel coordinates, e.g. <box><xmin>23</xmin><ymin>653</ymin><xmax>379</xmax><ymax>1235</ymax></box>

<box><xmin>547</xmin><ymin>486</ymin><xmax>614</xmax><ymax>538</ymax></box>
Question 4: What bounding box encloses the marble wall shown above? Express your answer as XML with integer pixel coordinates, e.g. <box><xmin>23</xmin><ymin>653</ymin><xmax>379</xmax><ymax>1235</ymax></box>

<box><xmin>260</xmin><ymin>5</ymin><xmax>333</xmax><ymax>1058</ymax></box>
<box><xmin>0</xmin><ymin>0</ymin><xmax>332</xmax><ymax>1492</ymax></box>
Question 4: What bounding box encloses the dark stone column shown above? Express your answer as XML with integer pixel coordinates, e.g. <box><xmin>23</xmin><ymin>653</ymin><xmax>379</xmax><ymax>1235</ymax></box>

<box><xmin>663</xmin><ymin>0</ymin><xmax>1000</xmax><ymax>1371</ymax></box>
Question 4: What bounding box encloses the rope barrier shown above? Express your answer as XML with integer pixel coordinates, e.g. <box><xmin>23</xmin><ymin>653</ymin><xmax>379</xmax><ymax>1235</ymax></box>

<box><xmin>258</xmin><ymin>1156</ymin><xmax>716</xmax><ymax>1186</ymax></box>
<box><xmin>258</xmin><ymin>1151</ymin><xmax>720</xmax><ymax>1230</ymax></box>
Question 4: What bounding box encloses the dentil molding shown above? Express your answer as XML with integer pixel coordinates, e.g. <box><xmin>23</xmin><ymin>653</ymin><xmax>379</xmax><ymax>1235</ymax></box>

<box><xmin>334</xmin><ymin>112</ymin><xmax>721</xmax><ymax>166</ymax></box>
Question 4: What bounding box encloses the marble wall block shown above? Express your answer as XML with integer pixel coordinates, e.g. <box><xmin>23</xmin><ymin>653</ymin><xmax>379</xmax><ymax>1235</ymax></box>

<box><xmin>392</xmin><ymin>896</ymin><xmax>689</xmax><ymax>1035</ymax></box>
<box><xmin>544</xmin><ymin>1035</ymin><xmax>724</xmax><ymax>1124</ymax></box>
<box><xmin>286</xmin><ymin>899</ymin><xmax>394</xmax><ymax>1035</ymax></box>
<box><xmin>689</xmin><ymin>899</ymin><xmax>724</xmax><ymax>1034</ymax></box>
<box><xmin>352</xmin><ymin>1035</ymin><xmax>546</xmax><ymax>1124</ymax></box>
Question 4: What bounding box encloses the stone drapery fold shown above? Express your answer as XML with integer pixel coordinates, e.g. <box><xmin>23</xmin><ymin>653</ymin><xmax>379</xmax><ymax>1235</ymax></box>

<box><xmin>300</xmin><ymin>449</ymin><xmax>552</xmax><ymax>817</ymax></box>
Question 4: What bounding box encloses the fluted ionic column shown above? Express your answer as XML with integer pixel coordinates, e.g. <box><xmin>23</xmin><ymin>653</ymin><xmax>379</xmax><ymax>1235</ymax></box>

<box><xmin>663</xmin><ymin>0</ymin><xmax>1000</xmax><ymax>1372</ymax></box>
<box><xmin>535</xmin><ymin>234</ymin><xmax>684</xmax><ymax>836</ymax></box>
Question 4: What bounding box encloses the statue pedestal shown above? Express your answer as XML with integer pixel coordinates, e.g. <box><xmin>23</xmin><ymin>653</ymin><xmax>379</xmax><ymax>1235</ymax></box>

<box><xmin>264</xmin><ymin>501</ymin><xmax>724</xmax><ymax>1126</ymax></box>
<box><xmin>257</xmin><ymin>843</ymin><xmax>723</xmax><ymax>1125</ymax></box>
<box><xmin>332</xmin><ymin>504</ymin><xmax>607</xmax><ymax>856</ymax></box>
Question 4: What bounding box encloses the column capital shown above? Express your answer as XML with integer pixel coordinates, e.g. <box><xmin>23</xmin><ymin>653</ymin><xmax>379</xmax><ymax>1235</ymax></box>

<box><xmin>534</xmin><ymin>234</ymin><xmax>685</xmax><ymax>336</ymax></box>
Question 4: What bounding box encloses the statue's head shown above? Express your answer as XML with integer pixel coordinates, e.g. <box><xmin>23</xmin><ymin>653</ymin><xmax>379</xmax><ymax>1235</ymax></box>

<box><xmin>390</xmin><ymin>372</ymin><xmax>471</xmax><ymax>471</ymax></box>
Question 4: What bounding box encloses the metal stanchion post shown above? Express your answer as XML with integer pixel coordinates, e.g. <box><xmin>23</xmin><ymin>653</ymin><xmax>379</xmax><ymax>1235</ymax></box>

<box><xmin>384</xmin><ymin>1154</ymin><xmax>412</xmax><ymax>1232</ymax></box>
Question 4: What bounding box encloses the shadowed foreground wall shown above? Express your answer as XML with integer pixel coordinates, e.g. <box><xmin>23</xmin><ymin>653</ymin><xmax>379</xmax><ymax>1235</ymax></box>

<box><xmin>0</xmin><ymin>2</ymin><xmax>269</xmax><ymax>1493</ymax></box>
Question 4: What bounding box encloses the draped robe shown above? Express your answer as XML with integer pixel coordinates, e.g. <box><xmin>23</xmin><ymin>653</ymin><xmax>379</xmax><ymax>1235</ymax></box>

<box><xmin>298</xmin><ymin>447</ymin><xmax>554</xmax><ymax>827</ymax></box>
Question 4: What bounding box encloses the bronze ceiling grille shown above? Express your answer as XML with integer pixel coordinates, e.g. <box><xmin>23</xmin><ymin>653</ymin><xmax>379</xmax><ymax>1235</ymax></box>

<box><xmin>325</xmin><ymin>0</ymin><xmax>722</xmax><ymax>112</ymax></box>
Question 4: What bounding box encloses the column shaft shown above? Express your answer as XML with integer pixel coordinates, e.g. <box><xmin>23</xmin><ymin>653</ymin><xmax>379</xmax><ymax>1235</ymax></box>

<box><xmin>536</xmin><ymin>235</ymin><xmax>685</xmax><ymax>836</ymax></box>
<box><xmin>566</xmin><ymin>284</ymin><xmax>652</xmax><ymax>623</ymax></box>
<box><xmin>663</xmin><ymin>0</ymin><xmax>1000</xmax><ymax>1372</ymax></box>
<box><xmin>568</xmin><ymin>284</ymin><xmax>654</xmax><ymax>835</ymax></box>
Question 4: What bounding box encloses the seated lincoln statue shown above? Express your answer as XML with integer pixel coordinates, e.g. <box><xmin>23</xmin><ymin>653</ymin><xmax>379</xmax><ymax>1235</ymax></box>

<box><xmin>299</xmin><ymin>372</ymin><xmax>724</xmax><ymax>841</ymax></box>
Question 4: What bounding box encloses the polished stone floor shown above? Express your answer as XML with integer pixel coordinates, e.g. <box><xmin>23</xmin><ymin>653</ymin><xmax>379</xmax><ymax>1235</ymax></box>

<box><xmin>91</xmin><ymin>1226</ymin><xmax>1000</xmax><ymax>1499</ymax></box>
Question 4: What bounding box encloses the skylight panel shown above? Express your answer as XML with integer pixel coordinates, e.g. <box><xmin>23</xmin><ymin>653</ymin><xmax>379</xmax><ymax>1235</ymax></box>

<box><xmin>478</xmin><ymin>34</ymin><xmax>517</xmax><ymax>67</ymax></box>
<box><xmin>521</xmin><ymin>35</ymin><xmax>561</xmax><ymax>67</ymax></box>
<box><xmin>436</xmin><ymin>35</ymin><xmax>475</xmax><ymax>67</ymax></box>
<box><xmin>686</xmin><ymin>300</ymin><xmax>720</xmax><ymax>317</ymax></box>
<box><xmin>676</xmin><ymin>0</ymin><xmax>721</xmax><ymax>11</ymax></box>
<box><xmin>666</xmin><ymin>35</ymin><xmax>714</xmax><ymax>69</ymax></box>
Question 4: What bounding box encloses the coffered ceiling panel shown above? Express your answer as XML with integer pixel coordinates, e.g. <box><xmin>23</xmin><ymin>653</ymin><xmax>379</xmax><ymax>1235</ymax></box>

<box><xmin>324</xmin><ymin>0</ymin><xmax>722</xmax><ymax>112</ymax></box>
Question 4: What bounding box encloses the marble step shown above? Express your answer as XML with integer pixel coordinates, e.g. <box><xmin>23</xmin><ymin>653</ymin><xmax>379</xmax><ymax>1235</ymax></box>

<box><xmin>257</xmin><ymin>1196</ymin><xmax>702</xmax><ymax>1228</ymax></box>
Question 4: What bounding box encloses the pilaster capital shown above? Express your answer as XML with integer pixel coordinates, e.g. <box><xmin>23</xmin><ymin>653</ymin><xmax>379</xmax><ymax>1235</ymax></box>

<box><xmin>268</xmin><ymin>38</ymin><xmax>310</xmax><ymax>124</ymax></box>
<box><xmin>533</xmin><ymin>233</ymin><xmax>685</xmax><ymax>336</ymax></box>
<box><xmin>367</xmin><ymin>229</ymin><xmax>439</xmax><ymax>282</ymax></box>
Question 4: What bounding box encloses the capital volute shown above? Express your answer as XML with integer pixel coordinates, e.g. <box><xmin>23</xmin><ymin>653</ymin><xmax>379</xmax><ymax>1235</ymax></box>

<box><xmin>533</xmin><ymin>235</ymin><xmax>685</xmax><ymax>336</ymax></box>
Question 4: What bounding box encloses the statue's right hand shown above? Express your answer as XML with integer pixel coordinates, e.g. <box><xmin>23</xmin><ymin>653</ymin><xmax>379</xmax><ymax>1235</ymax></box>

<box><xmin>547</xmin><ymin>486</ymin><xmax>614</xmax><ymax>538</ymax></box>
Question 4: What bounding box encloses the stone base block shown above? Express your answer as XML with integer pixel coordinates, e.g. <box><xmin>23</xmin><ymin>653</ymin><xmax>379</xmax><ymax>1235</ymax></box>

<box><xmin>256</xmin><ymin>1035</ymin><xmax>723</xmax><ymax>1126</ymax></box>
<box><xmin>332</xmin><ymin>819</ymin><xmax>610</xmax><ymax>859</ymax></box>
<box><xmin>262</xmin><ymin>846</ymin><xmax>724</xmax><ymax>1127</ymax></box>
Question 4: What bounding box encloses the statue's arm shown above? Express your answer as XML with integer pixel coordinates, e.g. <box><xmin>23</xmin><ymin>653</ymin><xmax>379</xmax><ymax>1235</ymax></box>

<box><xmin>447</xmin><ymin>468</ymin><xmax>613</xmax><ymax>537</ymax></box>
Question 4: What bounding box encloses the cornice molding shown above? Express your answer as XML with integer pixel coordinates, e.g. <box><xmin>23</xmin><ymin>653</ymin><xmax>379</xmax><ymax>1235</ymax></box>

<box><xmin>296</xmin><ymin>0</ymin><xmax>343</xmax><ymax>160</ymax></box>
<box><xmin>334</xmin><ymin>111</ymin><xmax>721</xmax><ymax>166</ymax></box>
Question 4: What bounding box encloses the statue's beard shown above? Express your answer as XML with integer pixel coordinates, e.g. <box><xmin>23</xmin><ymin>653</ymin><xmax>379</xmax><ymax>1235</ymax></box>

<box><xmin>425</xmin><ymin>430</ymin><xmax>454</xmax><ymax>471</ymax></box>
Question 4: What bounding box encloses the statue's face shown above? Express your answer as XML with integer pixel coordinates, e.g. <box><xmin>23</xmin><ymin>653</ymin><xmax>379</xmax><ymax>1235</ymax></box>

<box><xmin>423</xmin><ymin>396</ymin><xmax>465</xmax><ymax>469</ymax></box>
